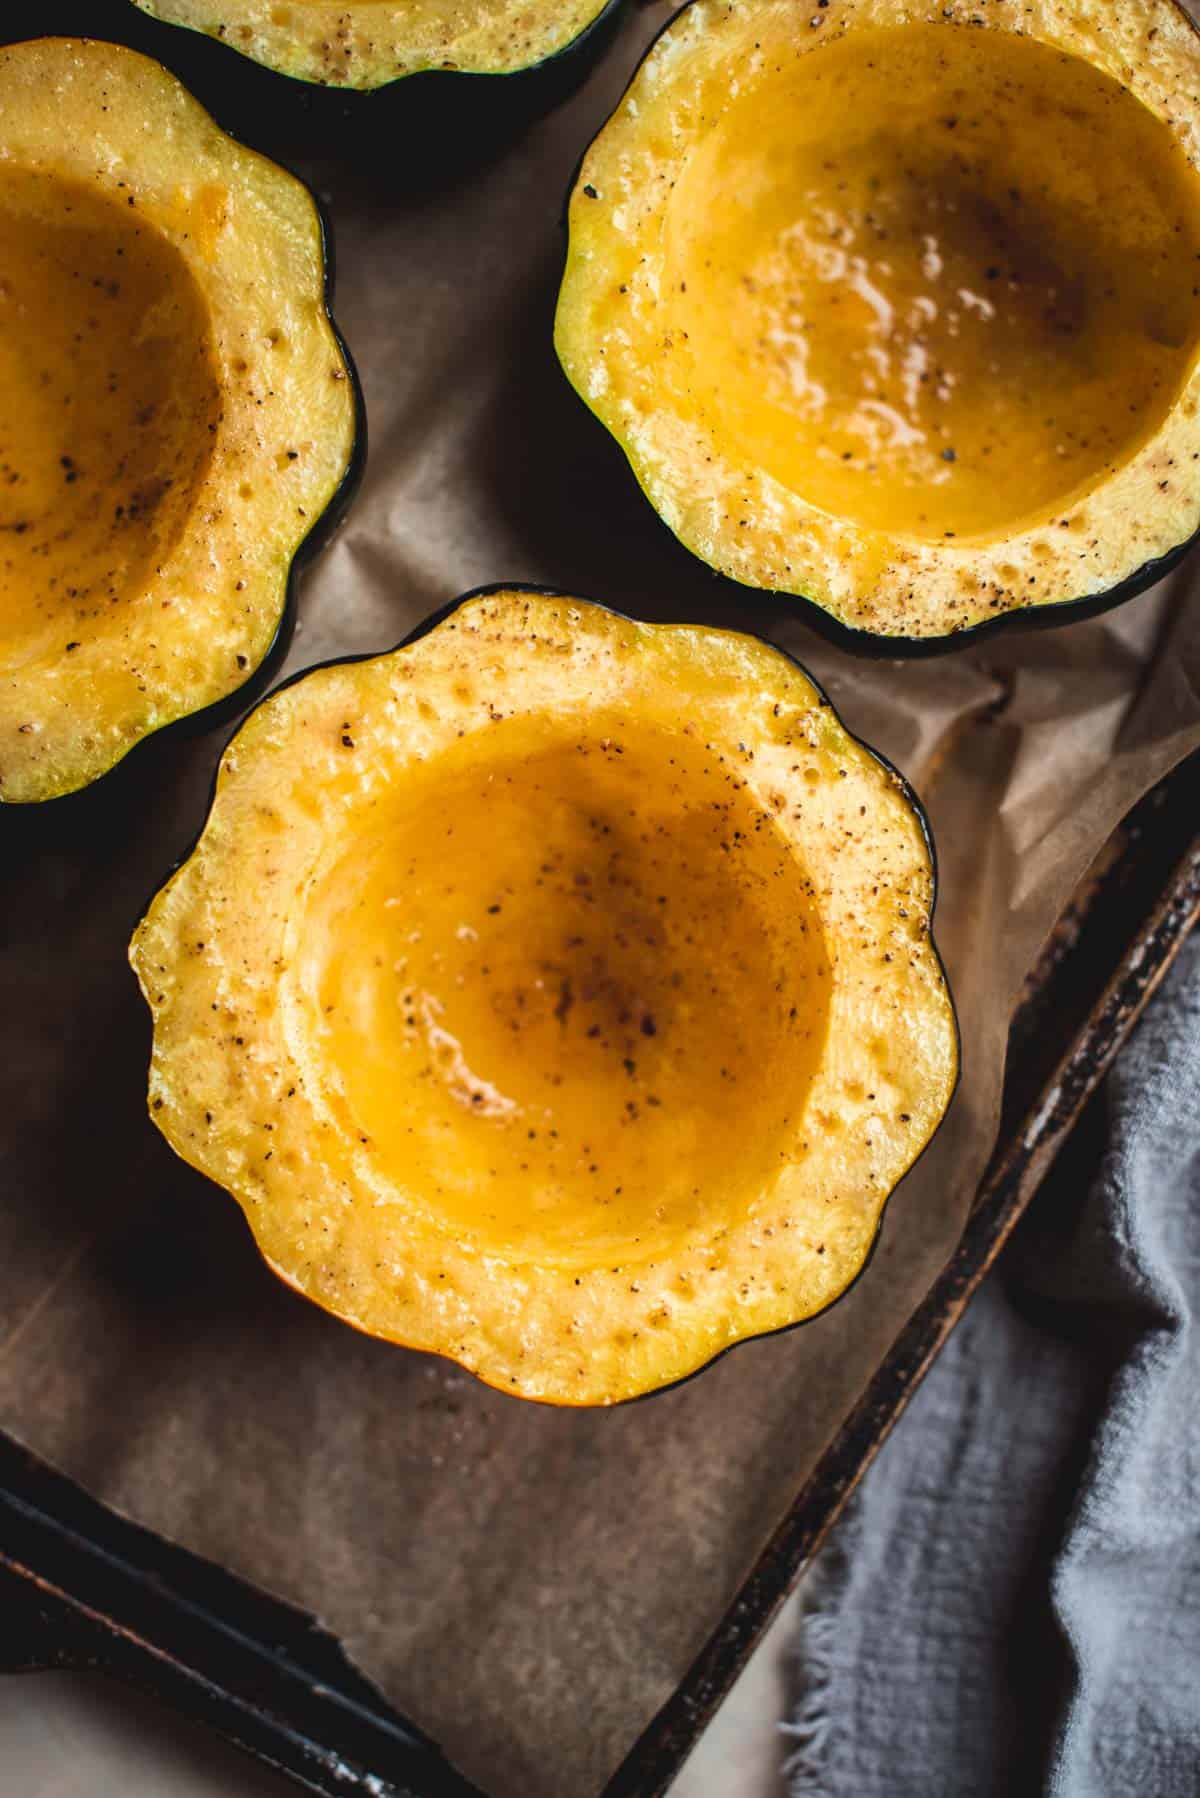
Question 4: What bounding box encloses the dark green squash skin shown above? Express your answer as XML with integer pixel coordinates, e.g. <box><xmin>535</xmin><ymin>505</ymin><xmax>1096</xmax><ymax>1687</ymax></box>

<box><xmin>27</xmin><ymin>0</ymin><xmax>625</xmax><ymax>160</ymax></box>
<box><xmin>0</xmin><ymin>34</ymin><xmax>367</xmax><ymax>808</ymax></box>
<box><xmin>135</xmin><ymin>581</ymin><xmax>961</xmax><ymax>1406</ymax></box>
<box><xmin>556</xmin><ymin>0</ymin><xmax>1200</xmax><ymax>659</ymax></box>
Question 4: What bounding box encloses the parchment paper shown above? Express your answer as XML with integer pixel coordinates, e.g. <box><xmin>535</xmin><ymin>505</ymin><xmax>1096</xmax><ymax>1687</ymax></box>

<box><xmin>3</xmin><ymin>10</ymin><xmax>1200</xmax><ymax>1795</ymax></box>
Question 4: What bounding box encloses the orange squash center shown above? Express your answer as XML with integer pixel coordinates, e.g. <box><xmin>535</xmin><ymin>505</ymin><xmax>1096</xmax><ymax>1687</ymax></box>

<box><xmin>0</xmin><ymin>167</ymin><xmax>219</xmax><ymax>668</ymax></box>
<box><xmin>293</xmin><ymin>718</ymin><xmax>833</xmax><ymax>1263</ymax></box>
<box><xmin>664</xmin><ymin>25</ymin><xmax>1200</xmax><ymax>541</ymax></box>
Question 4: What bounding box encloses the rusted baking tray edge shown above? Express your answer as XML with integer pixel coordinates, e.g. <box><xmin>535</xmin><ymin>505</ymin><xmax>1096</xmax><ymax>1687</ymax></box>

<box><xmin>606</xmin><ymin>746</ymin><xmax>1200</xmax><ymax>1798</ymax></box>
<box><xmin>1</xmin><ymin>749</ymin><xmax>1197</xmax><ymax>1798</ymax></box>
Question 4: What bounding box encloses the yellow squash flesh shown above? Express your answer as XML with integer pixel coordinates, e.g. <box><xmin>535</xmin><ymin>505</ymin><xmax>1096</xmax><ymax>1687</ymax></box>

<box><xmin>132</xmin><ymin>0</ymin><xmax>614</xmax><ymax>85</ymax></box>
<box><xmin>556</xmin><ymin>0</ymin><xmax>1200</xmax><ymax>640</ymax></box>
<box><xmin>131</xmin><ymin>591</ymin><xmax>958</xmax><ymax>1405</ymax></box>
<box><xmin>0</xmin><ymin>38</ymin><xmax>357</xmax><ymax>803</ymax></box>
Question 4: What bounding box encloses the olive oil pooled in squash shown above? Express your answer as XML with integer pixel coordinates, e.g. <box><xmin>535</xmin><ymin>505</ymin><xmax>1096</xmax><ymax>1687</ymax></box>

<box><xmin>131</xmin><ymin>589</ymin><xmax>958</xmax><ymax>1405</ymax></box>
<box><xmin>0</xmin><ymin>38</ymin><xmax>359</xmax><ymax>804</ymax></box>
<box><xmin>557</xmin><ymin>0</ymin><xmax>1200</xmax><ymax>642</ymax></box>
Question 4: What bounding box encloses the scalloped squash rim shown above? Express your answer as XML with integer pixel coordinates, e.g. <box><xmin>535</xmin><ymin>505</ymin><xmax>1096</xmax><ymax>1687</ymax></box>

<box><xmin>130</xmin><ymin>586</ymin><xmax>959</xmax><ymax>1405</ymax></box>
<box><xmin>131</xmin><ymin>0</ymin><xmax>623</xmax><ymax>88</ymax></box>
<box><xmin>0</xmin><ymin>36</ymin><xmax>361</xmax><ymax>804</ymax></box>
<box><xmin>555</xmin><ymin>0</ymin><xmax>1200</xmax><ymax>646</ymax></box>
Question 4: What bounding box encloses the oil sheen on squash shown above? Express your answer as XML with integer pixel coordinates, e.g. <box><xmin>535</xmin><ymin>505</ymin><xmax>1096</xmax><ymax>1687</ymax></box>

<box><xmin>667</xmin><ymin>26</ymin><xmax>1200</xmax><ymax>543</ymax></box>
<box><xmin>302</xmin><ymin>718</ymin><xmax>831</xmax><ymax>1263</ymax></box>
<box><xmin>0</xmin><ymin>168</ymin><xmax>220</xmax><ymax>666</ymax></box>
<box><xmin>557</xmin><ymin>0</ymin><xmax>1200</xmax><ymax>638</ymax></box>
<box><xmin>0</xmin><ymin>36</ymin><xmax>358</xmax><ymax>803</ymax></box>
<box><xmin>132</xmin><ymin>591</ymin><xmax>958</xmax><ymax>1404</ymax></box>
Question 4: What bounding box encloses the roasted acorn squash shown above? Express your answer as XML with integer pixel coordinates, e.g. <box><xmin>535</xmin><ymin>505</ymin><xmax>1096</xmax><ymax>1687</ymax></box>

<box><xmin>556</xmin><ymin>0</ymin><xmax>1200</xmax><ymax>646</ymax></box>
<box><xmin>0</xmin><ymin>37</ymin><xmax>360</xmax><ymax>805</ymax></box>
<box><xmin>129</xmin><ymin>0</ymin><xmax>621</xmax><ymax>91</ymax></box>
<box><xmin>131</xmin><ymin>588</ymin><xmax>958</xmax><ymax>1405</ymax></box>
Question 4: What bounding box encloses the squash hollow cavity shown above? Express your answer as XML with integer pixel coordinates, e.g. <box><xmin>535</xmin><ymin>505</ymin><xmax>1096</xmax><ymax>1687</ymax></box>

<box><xmin>662</xmin><ymin>25</ymin><xmax>1200</xmax><ymax>545</ymax></box>
<box><xmin>557</xmin><ymin>0</ymin><xmax>1200</xmax><ymax>641</ymax></box>
<box><xmin>290</xmin><ymin>719</ymin><xmax>832</xmax><ymax>1265</ymax></box>
<box><xmin>0</xmin><ymin>166</ymin><xmax>220</xmax><ymax>670</ymax></box>
<box><xmin>0</xmin><ymin>35</ymin><xmax>360</xmax><ymax>804</ymax></box>
<box><xmin>132</xmin><ymin>589</ymin><xmax>958</xmax><ymax>1404</ymax></box>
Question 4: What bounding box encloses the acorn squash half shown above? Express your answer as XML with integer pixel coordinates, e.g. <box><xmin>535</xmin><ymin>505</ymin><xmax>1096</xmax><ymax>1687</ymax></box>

<box><xmin>131</xmin><ymin>587</ymin><xmax>958</xmax><ymax>1406</ymax></box>
<box><xmin>0</xmin><ymin>37</ymin><xmax>361</xmax><ymax>804</ymax></box>
<box><xmin>556</xmin><ymin>0</ymin><xmax>1200</xmax><ymax>646</ymax></box>
<box><xmin>129</xmin><ymin>0</ymin><xmax>621</xmax><ymax>91</ymax></box>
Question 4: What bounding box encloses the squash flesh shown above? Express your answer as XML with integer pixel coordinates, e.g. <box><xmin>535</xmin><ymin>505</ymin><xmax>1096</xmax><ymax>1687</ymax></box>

<box><xmin>0</xmin><ymin>167</ymin><xmax>220</xmax><ymax>666</ymax></box>
<box><xmin>663</xmin><ymin>26</ymin><xmax>1200</xmax><ymax>543</ymax></box>
<box><xmin>556</xmin><ymin>0</ymin><xmax>1200</xmax><ymax>639</ymax></box>
<box><xmin>299</xmin><ymin>718</ymin><xmax>832</xmax><ymax>1264</ymax></box>
<box><xmin>134</xmin><ymin>0</ymin><xmax>614</xmax><ymax>84</ymax></box>
<box><xmin>0</xmin><ymin>38</ymin><xmax>358</xmax><ymax>804</ymax></box>
<box><xmin>133</xmin><ymin>592</ymin><xmax>958</xmax><ymax>1405</ymax></box>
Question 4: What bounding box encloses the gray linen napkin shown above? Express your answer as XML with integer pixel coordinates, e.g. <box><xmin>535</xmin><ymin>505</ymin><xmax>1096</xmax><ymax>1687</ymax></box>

<box><xmin>785</xmin><ymin>930</ymin><xmax>1200</xmax><ymax>1798</ymax></box>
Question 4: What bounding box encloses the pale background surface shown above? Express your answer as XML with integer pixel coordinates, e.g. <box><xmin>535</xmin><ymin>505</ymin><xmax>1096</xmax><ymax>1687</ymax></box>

<box><xmin>0</xmin><ymin>1596</ymin><xmax>799</xmax><ymax>1798</ymax></box>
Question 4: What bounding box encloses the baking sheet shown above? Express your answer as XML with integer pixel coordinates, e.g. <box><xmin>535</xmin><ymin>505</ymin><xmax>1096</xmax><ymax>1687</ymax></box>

<box><xmin>3</xmin><ymin>9</ymin><xmax>1200</xmax><ymax>1795</ymax></box>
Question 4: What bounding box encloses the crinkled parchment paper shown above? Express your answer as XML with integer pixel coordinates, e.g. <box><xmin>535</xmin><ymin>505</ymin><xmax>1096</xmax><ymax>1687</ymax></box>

<box><xmin>2</xmin><ymin>10</ymin><xmax>1200</xmax><ymax>1795</ymax></box>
